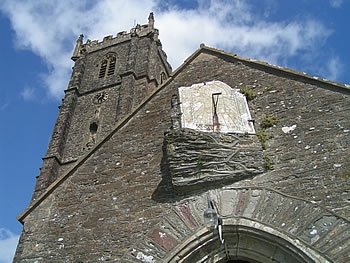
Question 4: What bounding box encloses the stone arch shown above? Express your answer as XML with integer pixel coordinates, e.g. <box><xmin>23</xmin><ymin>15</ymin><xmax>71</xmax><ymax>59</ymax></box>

<box><xmin>126</xmin><ymin>188</ymin><xmax>349</xmax><ymax>262</ymax></box>
<box><xmin>164</xmin><ymin>219</ymin><xmax>324</xmax><ymax>263</ymax></box>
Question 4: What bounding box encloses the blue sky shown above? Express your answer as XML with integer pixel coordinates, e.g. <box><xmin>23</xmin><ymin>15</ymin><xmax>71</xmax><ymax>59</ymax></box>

<box><xmin>0</xmin><ymin>0</ymin><xmax>349</xmax><ymax>261</ymax></box>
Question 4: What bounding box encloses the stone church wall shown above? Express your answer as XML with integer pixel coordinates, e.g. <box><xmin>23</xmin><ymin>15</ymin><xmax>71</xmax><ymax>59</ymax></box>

<box><xmin>171</xmin><ymin>52</ymin><xmax>350</xmax><ymax>218</ymax></box>
<box><xmin>15</xmin><ymin>50</ymin><xmax>350</xmax><ymax>262</ymax></box>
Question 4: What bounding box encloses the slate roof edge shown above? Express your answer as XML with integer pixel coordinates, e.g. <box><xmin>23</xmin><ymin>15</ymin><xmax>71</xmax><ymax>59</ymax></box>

<box><xmin>199</xmin><ymin>44</ymin><xmax>350</xmax><ymax>94</ymax></box>
<box><xmin>17</xmin><ymin>43</ymin><xmax>349</xmax><ymax>223</ymax></box>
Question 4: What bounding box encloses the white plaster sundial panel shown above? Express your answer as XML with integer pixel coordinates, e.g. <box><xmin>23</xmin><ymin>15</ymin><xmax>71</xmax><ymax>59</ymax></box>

<box><xmin>178</xmin><ymin>80</ymin><xmax>255</xmax><ymax>134</ymax></box>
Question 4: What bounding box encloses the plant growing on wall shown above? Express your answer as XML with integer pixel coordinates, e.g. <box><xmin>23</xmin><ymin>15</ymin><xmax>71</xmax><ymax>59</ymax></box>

<box><xmin>260</xmin><ymin>114</ymin><xmax>279</xmax><ymax>129</ymax></box>
<box><xmin>264</xmin><ymin>154</ymin><xmax>274</xmax><ymax>170</ymax></box>
<box><xmin>240</xmin><ymin>87</ymin><xmax>256</xmax><ymax>101</ymax></box>
<box><xmin>255</xmin><ymin>114</ymin><xmax>280</xmax><ymax>170</ymax></box>
<box><xmin>196</xmin><ymin>157</ymin><xmax>205</xmax><ymax>166</ymax></box>
<box><xmin>256</xmin><ymin>131</ymin><xmax>268</xmax><ymax>150</ymax></box>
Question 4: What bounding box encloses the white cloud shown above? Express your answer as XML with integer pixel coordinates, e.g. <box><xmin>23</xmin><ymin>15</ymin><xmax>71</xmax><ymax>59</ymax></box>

<box><xmin>0</xmin><ymin>0</ymin><xmax>339</xmax><ymax>100</ymax></box>
<box><xmin>0</xmin><ymin>102</ymin><xmax>9</xmax><ymax>111</ymax></box>
<box><xmin>20</xmin><ymin>87</ymin><xmax>35</xmax><ymax>101</ymax></box>
<box><xmin>325</xmin><ymin>56</ymin><xmax>343</xmax><ymax>81</ymax></box>
<box><xmin>330</xmin><ymin>0</ymin><xmax>343</xmax><ymax>8</ymax></box>
<box><xmin>0</xmin><ymin>228</ymin><xmax>20</xmax><ymax>263</ymax></box>
<box><xmin>157</xmin><ymin>3</ymin><xmax>332</xmax><ymax>68</ymax></box>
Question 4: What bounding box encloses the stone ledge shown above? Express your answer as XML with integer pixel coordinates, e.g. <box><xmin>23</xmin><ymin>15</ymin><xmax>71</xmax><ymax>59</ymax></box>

<box><xmin>164</xmin><ymin>129</ymin><xmax>265</xmax><ymax>194</ymax></box>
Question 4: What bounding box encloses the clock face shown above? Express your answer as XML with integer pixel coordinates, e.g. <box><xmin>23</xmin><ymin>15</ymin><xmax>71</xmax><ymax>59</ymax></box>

<box><xmin>93</xmin><ymin>92</ymin><xmax>108</xmax><ymax>104</ymax></box>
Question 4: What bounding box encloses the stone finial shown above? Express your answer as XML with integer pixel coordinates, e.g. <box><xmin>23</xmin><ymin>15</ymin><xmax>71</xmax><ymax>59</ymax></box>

<box><xmin>148</xmin><ymin>12</ymin><xmax>154</xmax><ymax>29</ymax></box>
<box><xmin>71</xmin><ymin>34</ymin><xmax>84</xmax><ymax>61</ymax></box>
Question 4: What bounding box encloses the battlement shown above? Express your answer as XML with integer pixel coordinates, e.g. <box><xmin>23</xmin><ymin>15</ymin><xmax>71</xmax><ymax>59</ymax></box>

<box><xmin>72</xmin><ymin>13</ymin><xmax>158</xmax><ymax>60</ymax></box>
<box><xmin>84</xmin><ymin>24</ymin><xmax>158</xmax><ymax>53</ymax></box>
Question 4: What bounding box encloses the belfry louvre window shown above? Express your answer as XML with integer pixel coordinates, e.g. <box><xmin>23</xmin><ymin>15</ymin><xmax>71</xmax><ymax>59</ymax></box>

<box><xmin>98</xmin><ymin>53</ymin><xmax>116</xmax><ymax>78</ymax></box>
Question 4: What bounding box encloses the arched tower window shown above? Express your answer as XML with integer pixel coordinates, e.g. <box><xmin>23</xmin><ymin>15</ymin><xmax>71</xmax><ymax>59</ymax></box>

<box><xmin>99</xmin><ymin>60</ymin><xmax>108</xmax><ymax>78</ymax></box>
<box><xmin>98</xmin><ymin>53</ymin><xmax>117</xmax><ymax>78</ymax></box>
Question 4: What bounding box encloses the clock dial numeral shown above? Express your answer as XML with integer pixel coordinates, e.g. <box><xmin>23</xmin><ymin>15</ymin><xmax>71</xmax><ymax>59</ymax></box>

<box><xmin>94</xmin><ymin>92</ymin><xmax>108</xmax><ymax>104</ymax></box>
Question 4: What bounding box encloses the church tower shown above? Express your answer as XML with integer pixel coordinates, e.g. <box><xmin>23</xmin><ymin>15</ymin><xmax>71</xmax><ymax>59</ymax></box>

<box><xmin>33</xmin><ymin>13</ymin><xmax>171</xmax><ymax>200</ymax></box>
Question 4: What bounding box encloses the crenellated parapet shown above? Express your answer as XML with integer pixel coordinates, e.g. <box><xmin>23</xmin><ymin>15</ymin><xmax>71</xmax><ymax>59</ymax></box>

<box><xmin>71</xmin><ymin>12</ymin><xmax>160</xmax><ymax>60</ymax></box>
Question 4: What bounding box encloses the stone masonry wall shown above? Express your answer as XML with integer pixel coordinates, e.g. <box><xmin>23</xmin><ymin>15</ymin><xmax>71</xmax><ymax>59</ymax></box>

<box><xmin>171</xmin><ymin>52</ymin><xmax>350</xmax><ymax>218</ymax></box>
<box><xmin>165</xmin><ymin>129</ymin><xmax>264</xmax><ymax>194</ymax></box>
<box><xmin>15</xmin><ymin>71</ymin><xmax>178</xmax><ymax>262</ymax></box>
<box><xmin>15</xmin><ymin>50</ymin><xmax>350</xmax><ymax>262</ymax></box>
<box><xmin>32</xmin><ymin>28</ymin><xmax>171</xmax><ymax>198</ymax></box>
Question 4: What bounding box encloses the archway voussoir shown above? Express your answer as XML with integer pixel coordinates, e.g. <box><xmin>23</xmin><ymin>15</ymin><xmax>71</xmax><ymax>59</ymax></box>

<box><xmin>315</xmin><ymin>219</ymin><xmax>350</xmax><ymax>252</ymax></box>
<box><xmin>286</xmin><ymin>204</ymin><xmax>323</xmax><ymax>236</ymax></box>
<box><xmin>249</xmin><ymin>189</ymin><xmax>278</xmax><ymax>223</ymax></box>
<box><xmin>231</xmin><ymin>188</ymin><xmax>250</xmax><ymax>217</ymax></box>
<box><xmin>160</xmin><ymin>209</ymin><xmax>195</xmax><ymax>241</ymax></box>
<box><xmin>128</xmin><ymin>188</ymin><xmax>349</xmax><ymax>262</ymax></box>
<box><xmin>332</xmin><ymin>244</ymin><xmax>350</xmax><ymax>263</ymax></box>
<box><xmin>219</xmin><ymin>188</ymin><xmax>240</xmax><ymax>217</ymax></box>
<box><xmin>326</xmin><ymin>238</ymin><xmax>350</xmax><ymax>262</ymax></box>
<box><xmin>270</xmin><ymin>198</ymin><xmax>308</xmax><ymax>229</ymax></box>
<box><xmin>181</xmin><ymin>236</ymin><xmax>225</xmax><ymax>262</ymax></box>
<box><xmin>147</xmin><ymin>228</ymin><xmax>179</xmax><ymax>252</ymax></box>
<box><xmin>256</xmin><ymin>190</ymin><xmax>289</xmax><ymax>225</ymax></box>
<box><xmin>299</xmin><ymin>214</ymin><xmax>339</xmax><ymax>245</ymax></box>
<box><xmin>239</xmin><ymin>189</ymin><xmax>262</xmax><ymax>219</ymax></box>
<box><xmin>324</xmin><ymin>222</ymin><xmax>350</xmax><ymax>262</ymax></box>
<box><xmin>127</xmin><ymin>236</ymin><xmax>167</xmax><ymax>263</ymax></box>
<box><xmin>167</xmin><ymin>228</ymin><xmax>218</xmax><ymax>262</ymax></box>
<box><xmin>175</xmin><ymin>195</ymin><xmax>210</xmax><ymax>230</ymax></box>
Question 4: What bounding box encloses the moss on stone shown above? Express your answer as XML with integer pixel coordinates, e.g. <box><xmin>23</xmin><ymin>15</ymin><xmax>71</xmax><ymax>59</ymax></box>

<box><xmin>261</xmin><ymin>114</ymin><xmax>279</xmax><ymax>129</ymax></box>
<box><xmin>240</xmin><ymin>87</ymin><xmax>256</xmax><ymax>101</ymax></box>
<box><xmin>256</xmin><ymin>131</ymin><xmax>267</xmax><ymax>150</ymax></box>
<box><xmin>264</xmin><ymin>154</ymin><xmax>274</xmax><ymax>170</ymax></box>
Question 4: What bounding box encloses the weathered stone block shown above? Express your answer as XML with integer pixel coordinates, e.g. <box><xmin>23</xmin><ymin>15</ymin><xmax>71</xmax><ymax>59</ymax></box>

<box><xmin>164</xmin><ymin>129</ymin><xmax>264</xmax><ymax>194</ymax></box>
